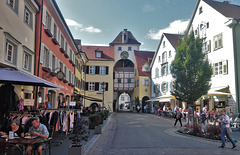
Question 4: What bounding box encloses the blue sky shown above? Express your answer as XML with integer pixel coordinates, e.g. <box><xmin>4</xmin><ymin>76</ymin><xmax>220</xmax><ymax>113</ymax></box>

<box><xmin>55</xmin><ymin>0</ymin><xmax>240</xmax><ymax>51</ymax></box>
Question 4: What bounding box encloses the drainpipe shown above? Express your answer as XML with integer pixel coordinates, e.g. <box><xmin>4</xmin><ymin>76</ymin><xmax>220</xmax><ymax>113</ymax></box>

<box><xmin>34</xmin><ymin>0</ymin><xmax>44</xmax><ymax>107</ymax></box>
<box><xmin>232</xmin><ymin>19</ymin><xmax>240</xmax><ymax>116</ymax></box>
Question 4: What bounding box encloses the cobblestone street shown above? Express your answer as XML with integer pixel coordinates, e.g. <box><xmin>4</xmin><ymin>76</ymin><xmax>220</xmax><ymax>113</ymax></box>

<box><xmin>87</xmin><ymin>112</ymin><xmax>239</xmax><ymax>155</ymax></box>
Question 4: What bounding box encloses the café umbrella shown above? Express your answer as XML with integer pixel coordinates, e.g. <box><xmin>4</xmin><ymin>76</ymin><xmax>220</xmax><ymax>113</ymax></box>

<box><xmin>0</xmin><ymin>68</ymin><xmax>61</xmax><ymax>88</ymax></box>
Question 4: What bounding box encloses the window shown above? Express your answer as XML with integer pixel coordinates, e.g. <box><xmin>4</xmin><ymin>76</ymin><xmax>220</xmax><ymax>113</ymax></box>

<box><xmin>89</xmin><ymin>66</ymin><xmax>95</xmax><ymax>74</ymax></box>
<box><xmin>155</xmin><ymin>68</ymin><xmax>159</xmax><ymax>78</ymax></box>
<box><xmin>134</xmin><ymin>69</ymin><xmax>137</xmax><ymax>75</ymax></box>
<box><xmin>96</xmin><ymin>51</ymin><xmax>102</xmax><ymax>58</ymax></box>
<box><xmin>162</xmin><ymin>52</ymin><xmax>167</xmax><ymax>63</ymax></box>
<box><xmin>89</xmin><ymin>82</ymin><xmax>95</xmax><ymax>91</ymax></box>
<box><xmin>7</xmin><ymin>0</ymin><xmax>18</xmax><ymax>13</ymax></box>
<box><xmin>154</xmin><ymin>84</ymin><xmax>160</xmax><ymax>93</ymax></box>
<box><xmin>142</xmin><ymin>64</ymin><xmax>149</xmax><ymax>72</ymax></box>
<box><xmin>128</xmin><ymin>78</ymin><xmax>131</xmax><ymax>83</ymax></box>
<box><xmin>24</xmin><ymin>5</ymin><xmax>33</xmax><ymax>28</ymax></box>
<box><xmin>22</xmin><ymin>51</ymin><xmax>32</xmax><ymax>72</ymax></box>
<box><xmin>70</xmin><ymin>50</ymin><xmax>72</xmax><ymax>60</ymax></box>
<box><xmin>142</xmin><ymin>79</ymin><xmax>149</xmax><ymax>86</ymax></box>
<box><xmin>69</xmin><ymin>70</ymin><xmax>71</xmax><ymax>83</ymax></box>
<box><xmin>42</xmin><ymin>47</ymin><xmax>49</xmax><ymax>68</ymax></box>
<box><xmin>118</xmin><ymin>79</ymin><xmax>121</xmax><ymax>83</ymax></box>
<box><xmin>128</xmin><ymin>47</ymin><xmax>132</xmax><ymax>51</ymax></box>
<box><xmin>6</xmin><ymin>42</ymin><xmax>14</xmax><ymax>63</ymax></box>
<box><xmin>169</xmin><ymin>51</ymin><xmax>171</xmax><ymax>57</ymax></box>
<box><xmin>199</xmin><ymin>6</ymin><xmax>203</xmax><ymax>14</ymax></box>
<box><xmin>213</xmin><ymin>33</ymin><xmax>223</xmax><ymax>50</ymax></box>
<box><xmin>65</xmin><ymin>42</ymin><xmax>68</xmax><ymax>53</ymax></box>
<box><xmin>118</xmin><ymin>47</ymin><xmax>122</xmax><ymax>51</ymax></box>
<box><xmin>163</xmin><ymin>41</ymin><xmax>166</xmax><ymax>48</ymax></box>
<box><xmin>158</xmin><ymin>56</ymin><xmax>161</xmax><ymax>63</ymax></box>
<box><xmin>161</xmin><ymin>82</ymin><xmax>168</xmax><ymax>93</ymax></box>
<box><xmin>100</xmin><ymin>66</ymin><xmax>106</xmax><ymax>75</ymax></box>
<box><xmin>161</xmin><ymin>64</ymin><xmax>168</xmax><ymax>76</ymax></box>
<box><xmin>45</xmin><ymin>11</ymin><xmax>51</xmax><ymax>30</ymax></box>
<box><xmin>59</xmin><ymin>61</ymin><xmax>63</xmax><ymax>71</ymax></box>
<box><xmin>214</xmin><ymin>60</ymin><xmax>228</xmax><ymax>75</ymax></box>
<box><xmin>202</xmin><ymin>40</ymin><xmax>211</xmax><ymax>53</ymax></box>
<box><xmin>207</xmin><ymin>22</ymin><xmax>209</xmax><ymax>28</ymax></box>
<box><xmin>121</xmin><ymin>97</ymin><xmax>125</xmax><ymax>101</ymax></box>
<box><xmin>5</xmin><ymin>34</ymin><xmax>19</xmax><ymax>66</ymax></box>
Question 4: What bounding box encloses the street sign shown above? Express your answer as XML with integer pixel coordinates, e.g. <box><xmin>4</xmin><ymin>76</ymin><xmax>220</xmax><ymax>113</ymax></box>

<box><xmin>97</xmin><ymin>92</ymin><xmax>103</xmax><ymax>95</ymax></box>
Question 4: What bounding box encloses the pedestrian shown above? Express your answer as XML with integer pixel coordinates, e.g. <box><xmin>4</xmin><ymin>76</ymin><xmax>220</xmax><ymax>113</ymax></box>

<box><xmin>174</xmin><ymin>108</ymin><xmax>182</xmax><ymax>127</ymax></box>
<box><xmin>218</xmin><ymin>110</ymin><xmax>237</xmax><ymax>149</ymax></box>
<box><xmin>202</xmin><ymin>105</ymin><xmax>207</xmax><ymax>125</ymax></box>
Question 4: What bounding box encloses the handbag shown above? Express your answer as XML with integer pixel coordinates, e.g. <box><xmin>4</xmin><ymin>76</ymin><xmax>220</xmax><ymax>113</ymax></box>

<box><xmin>227</xmin><ymin>127</ymin><xmax>232</xmax><ymax>134</ymax></box>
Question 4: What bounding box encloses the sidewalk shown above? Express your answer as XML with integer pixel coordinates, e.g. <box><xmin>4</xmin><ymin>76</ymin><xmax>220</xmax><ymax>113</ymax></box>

<box><xmin>145</xmin><ymin>112</ymin><xmax>240</xmax><ymax>144</ymax></box>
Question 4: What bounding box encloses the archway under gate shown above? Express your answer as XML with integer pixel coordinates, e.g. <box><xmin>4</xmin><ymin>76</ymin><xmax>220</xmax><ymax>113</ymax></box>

<box><xmin>142</xmin><ymin>96</ymin><xmax>150</xmax><ymax>113</ymax></box>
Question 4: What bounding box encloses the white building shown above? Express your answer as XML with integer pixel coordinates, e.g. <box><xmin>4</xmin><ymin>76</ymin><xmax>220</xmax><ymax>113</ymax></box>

<box><xmin>150</xmin><ymin>33</ymin><xmax>183</xmax><ymax>112</ymax></box>
<box><xmin>186</xmin><ymin>0</ymin><xmax>240</xmax><ymax>114</ymax></box>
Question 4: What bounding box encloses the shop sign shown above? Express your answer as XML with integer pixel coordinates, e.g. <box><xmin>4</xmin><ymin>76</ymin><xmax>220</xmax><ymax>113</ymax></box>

<box><xmin>70</xmin><ymin>101</ymin><xmax>76</xmax><ymax>106</ymax></box>
<box><xmin>24</xmin><ymin>99</ymin><xmax>34</xmax><ymax>106</ymax></box>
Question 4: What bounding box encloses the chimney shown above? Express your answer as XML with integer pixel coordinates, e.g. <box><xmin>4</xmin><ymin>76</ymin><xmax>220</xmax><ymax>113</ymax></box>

<box><xmin>223</xmin><ymin>1</ymin><xmax>230</xmax><ymax>4</ymax></box>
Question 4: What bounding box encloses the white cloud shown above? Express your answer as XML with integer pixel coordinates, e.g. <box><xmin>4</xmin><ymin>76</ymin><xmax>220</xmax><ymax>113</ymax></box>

<box><xmin>143</xmin><ymin>4</ymin><xmax>155</xmax><ymax>12</ymax></box>
<box><xmin>147</xmin><ymin>19</ymin><xmax>189</xmax><ymax>40</ymax></box>
<box><xmin>65</xmin><ymin>18</ymin><xmax>101</xmax><ymax>33</ymax></box>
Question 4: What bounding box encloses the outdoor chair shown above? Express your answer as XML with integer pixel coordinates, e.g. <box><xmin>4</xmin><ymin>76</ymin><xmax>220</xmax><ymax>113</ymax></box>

<box><xmin>0</xmin><ymin>141</ymin><xmax>9</xmax><ymax>155</ymax></box>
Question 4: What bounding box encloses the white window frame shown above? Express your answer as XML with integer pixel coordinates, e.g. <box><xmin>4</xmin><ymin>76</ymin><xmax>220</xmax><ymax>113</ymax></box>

<box><xmin>89</xmin><ymin>66</ymin><xmax>95</xmax><ymax>74</ymax></box>
<box><xmin>128</xmin><ymin>47</ymin><xmax>132</xmax><ymax>51</ymax></box>
<box><xmin>24</xmin><ymin>3</ymin><xmax>33</xmax><ymax>28</ymax></box>
<box><xmin>89</xmin><ymin>82</ymin><xmax>95</xmax><ymax>91</ymax></box>
<box><xmin>162</xmin><ymin>82</ymin><xmax>167</xmax><ymax>93</ymax></box>
<box><xmin>22</xmin><ymin>46</ymin><xmax>33</xmax><ymax>72</ymax></box>
<box><xmin>169</xmin><ymin>51</ymin><xmax>171</xmax><ymax>57</ymax></box>
<box><xmin>213</xmin><ymin>33</ymin><xmax>223</xmax><ymax>51</ymax></box>
<box><xmin>45</xmin><ymin>11</ymin><xmax>51</xmax><ymax>31</ymax></box>
<box><xmin>4</xmin><ymin>33</ymin><xmax>20</xmax><ymax>66</ymax></box>
<box><xmin>118</xmin><ymin>47</ymin><xmax>122</xmax><ymax>51</ymax></box>
<box><xmin>96</xmin><ymin>51</ymin><xmax>102</xmax><ymax>58</ymax></box>
<box><xmin>23</xmin><ymin>53</ymin><xmax>30</xmax><ymax>70</ymax></box>
<box><xmin>7</xmin><ymin>0</ymin><xmax>18</xmax><ymax>13</ymax></box>
<box><xmin>162</xmin><ymin>51</ymin><xmax>167</xmax><ymax>63</ymax></box>
<box><xmin>6</xmin><ymin>42</ymin><xmax>14</xmax><ymax>63</ymax></box>
<box><xmin>158</xmin><ymin>56</ymin><xmax>161</xmax><ymax>63</ymax></box>
<box><xmin>100</xmin><ymin>66</ymin><xmax>106</xmax><ymax>75</ymax></box>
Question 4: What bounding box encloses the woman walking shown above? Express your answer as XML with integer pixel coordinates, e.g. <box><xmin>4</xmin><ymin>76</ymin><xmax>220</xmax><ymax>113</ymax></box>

<box><xmin>174</xmin><ymin>108</ymin><xmax>182</xmax><ymax>127</ymax></box>
<box><xmin>218</xmin><ymin>110</ymin><xmax>237</xmax><ymax>149</ymax></box>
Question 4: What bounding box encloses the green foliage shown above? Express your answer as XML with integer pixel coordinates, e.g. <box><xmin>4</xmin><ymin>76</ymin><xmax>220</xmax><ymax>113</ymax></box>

<box><xmin>171</xmin><ymin>31</ymin><xmax>212</xmax><ymax>103</ymax></box>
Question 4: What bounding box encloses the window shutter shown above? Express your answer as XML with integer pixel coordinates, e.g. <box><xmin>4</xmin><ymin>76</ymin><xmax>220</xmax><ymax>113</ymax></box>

<box><xmin>223</xmin><ymin>60</ymin><xmax>228</xmax><ymax>75</ymax></box>
<box><xmin>169</xmin><ymin>64</ymin><xmax>171</xmax><ymax>74</ymax></box>
<box><xmin>161</xmin><ymin>67</ymin><xmax>163</xmax><ymax>76</ymax></box>
<box><xmin>95</xmin><ymin>66</ymin><xmax>100</xmax><ymax>74</ymax></box>
<box><xmin>166</xmin><ymin>65</ymin><xmax>168</xmax><ymax>75</ymax></box>
<box><xmin>212</xmin><ymin>63</ymin><xmax>215</xmax><ymax>77</ymax></box>
<box><xmin>166</xmin><ymin>82</ymin><xmax>168</xmax><ymax>92</ymax></box>
<box><xmin>40</xmin><ymin>43</ymin><xmax>44</xmax><ymax>64</ymax></box>
<box><xmin>42</xmin><ymin>5</ymin><xmax>47</xmax><ymax>27</ymax></box>
<box><xmin>106</xmin><ymin>83</ymin><xmax>108</xmax><ymax>91</ymax></box>
<box><xmin>106</xmin><ymin>66</ymin><xmax>109</xmax><ymax>75</ymax></box>
<box><xmin>170</xmin><ymin>82</ymin><xmax>172</xmax><ymax>91</ymax></box>
<box><xmin>55</xmin><ymin>57</ymin><xmax>58</xmax><ymax>73</ymax></box>
<box><xmin>95</xmin><ymin>83</ymin><xmax>99</xmax><ymax>91</ymax></box>
<box><xmin>66</xmin><ymin>68</ymin><xmax>69</xmax><ymax>82</ymax></box>
<box><xmin>86</xmin><ymin>66</ymin><xmax>89</xmax><ymax>74</ymax></box>
<box><xmin>160</xmin><ymin>84</ymin><xmax>163</xmax><ymax>93</ymax></box>
<box><xmin>207</xmin><ymin>40</ymin><xmax>211</xmax><ymax>52</ymax></box>
<box><xmin>49</xmin><ymin>51</ymin><xmax>53</xmax><ymax>71</ymax></box>
<box><xmin>51</xmin><ymin>19</ymin><xmax>54</xmax><ymax>36</ymax></box>
<box><xmin>85</xmin><ymin>82</ymin><xmax>89</xmax><ymax>91</ymax></box>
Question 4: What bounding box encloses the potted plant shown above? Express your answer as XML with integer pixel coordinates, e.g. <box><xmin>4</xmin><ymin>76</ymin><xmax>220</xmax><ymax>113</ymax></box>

<box><xmin>68</xmin><ymin>117</ymin><xmax>89</xmax><ymax>155</ymax></box>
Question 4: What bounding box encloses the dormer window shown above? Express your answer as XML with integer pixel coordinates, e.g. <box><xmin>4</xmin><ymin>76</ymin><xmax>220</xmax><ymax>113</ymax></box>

<box><xmin>95</xmin><ymin>51</ymin><xmax>103</xmax><ymax>58</ymax></box>
<box><xmin>142</xmin><ymin>63</ymin><xmax>150</xmax><ymax>72</ymax></box>
<box><xmin>199</xmin><ymin>6</ymin><xmax>203</xmax><ymax>14</ymax></box>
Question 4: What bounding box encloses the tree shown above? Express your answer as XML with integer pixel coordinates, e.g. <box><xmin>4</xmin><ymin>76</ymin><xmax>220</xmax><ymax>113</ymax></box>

<box><xmin>171</xmin><ymin>31</ymin><xmax>212</xmax><ymax>106</ymax></box>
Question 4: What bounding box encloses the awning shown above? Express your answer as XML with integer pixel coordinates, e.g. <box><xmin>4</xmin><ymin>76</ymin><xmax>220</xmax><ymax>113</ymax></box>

<box><xmin>202</xmin><ymin>91</ymin><xmax>232</xmax><ymax>97</ymax></box>
<box><xmin>74</xmin><ymin>93</ymin><xmax>102</xmax><ymax>102</ymax></box>
<box><xmin>0</xmin><ymin>68</ymin><xmax>61</xmax><ymax>88</ymax></box>
<box><xmin>146</xmin><ymin>98</ymin><xmax>159</xmax><ymax>102</ymax></box>
<box><xmin>156</xmin><ymin>95</ymin><xmax>176</xmax><ymax>99</ymax></box>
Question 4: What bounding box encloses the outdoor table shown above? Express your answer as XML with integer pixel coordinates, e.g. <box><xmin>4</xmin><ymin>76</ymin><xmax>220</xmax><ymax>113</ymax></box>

<box><xmin>0</xmin><ymin>137</ymin><xmax>44</xmax><ymax>154</ymax></box>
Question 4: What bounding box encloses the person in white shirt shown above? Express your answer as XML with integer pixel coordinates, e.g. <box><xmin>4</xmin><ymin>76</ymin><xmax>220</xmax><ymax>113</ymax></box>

<box><xmin>218</xmin><ymin>110</ymin><xmax>237</xmax><ymax>149</ymax></box>
<box><xmin>202</xmin><ymin>105</ymin><xmax>207</xmax><ymax>125</ymax></box>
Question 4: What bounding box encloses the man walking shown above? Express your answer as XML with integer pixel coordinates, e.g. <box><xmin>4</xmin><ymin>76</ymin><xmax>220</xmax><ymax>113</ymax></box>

<box><xmin>202</xmin><ymin>105</ymin><xmax>207</xmax><ymax>125</ymax></box>
<box><xmin>218</xmin><ymin>110</ymin><xmax>237</xmax><ymax>149</ymax></box>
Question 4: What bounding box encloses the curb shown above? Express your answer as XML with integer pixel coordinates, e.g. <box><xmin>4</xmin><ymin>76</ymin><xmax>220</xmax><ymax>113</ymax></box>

<box><xmin>83</xmin><ymin>113</ymin><xmax>113</xmax><ymax>155</ymax></box>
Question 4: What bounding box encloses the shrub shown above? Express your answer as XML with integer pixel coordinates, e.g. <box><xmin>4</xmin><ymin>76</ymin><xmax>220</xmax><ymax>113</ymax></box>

<box><xmin>189</xmin><ymin>124</ymin><xmax>203</xmax><ymax>136</ymax></box>
<box><xmin>205</xmin><ymin>124</ymin><xmax>221</xmax><ymax>140</ymax></box>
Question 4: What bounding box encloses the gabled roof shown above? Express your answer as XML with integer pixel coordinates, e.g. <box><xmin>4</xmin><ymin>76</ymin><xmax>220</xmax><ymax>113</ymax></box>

<box><xmin>203</xmin><ymin>0</ymin><xmax>240</xmax><ymax>19</ymax></box>
<box><xmin>164</xmin><ymin>33</ymin><xmax>183</xmax><ymax>49</ymax></box>
<box><xmin>186</xmin><ymin>0</ymin><xmax>240</xmax><ymax>33</ymax></box>
<box><xmin>109</xmin><ymin>29</ymin><xmax>141</xmax><ymax>45</ymax></box>
<box><xmin>81</xmin><ymin>46</ymin><xmax>114</xmax><ymax>61</ymax></box>
<box><xmin>134</xmin><ymin>50</ymin><xmax>155</xmax><ymax>76</ymax></box>
<box><xmin>150</xmin><ymin>33</ymin><xmax>183</xmax><ymax>68</ymax></box>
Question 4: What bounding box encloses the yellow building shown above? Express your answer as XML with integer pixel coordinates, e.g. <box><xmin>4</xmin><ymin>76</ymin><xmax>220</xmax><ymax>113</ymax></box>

<box><xmin>81</xmin><ymin>46</ymin><xmax>114</xmax><ymax>111</ymax></box>
<box><xmin>134</xmin><ymin>50</ymin><xmax>154</xmax><ymax>112</ymax></box>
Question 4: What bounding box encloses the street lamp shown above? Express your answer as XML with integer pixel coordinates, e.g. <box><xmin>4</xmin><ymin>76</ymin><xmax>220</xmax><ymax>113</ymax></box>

<box><xmin>101</xmin><ymin>82</ymin><xmax>106</xmax><ymax>110</ymax></box>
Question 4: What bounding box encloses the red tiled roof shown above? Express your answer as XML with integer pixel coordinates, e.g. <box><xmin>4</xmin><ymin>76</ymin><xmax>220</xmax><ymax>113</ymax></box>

<box><xmin>81</xmin><ymin>46</ymin><xmax>114</xmax><ymax>61</ymax></box>
<box><xmin>203</xmin><ymin>0</ymin><xmax>240</xmax><ymax>19</ymax></box>
<box><xmin>134</xmin><ymin>50</ymin><xmax>155</xmax><ymax>76</ymax></box>
<box><xmin>110</xmin><ymin>29</ymin><xmax>141</xmax><ymax>45</ymax></box>
<box><xmin>164</xmin><ymin>33</ymin><xmax>183</xmax><ymax>49</ymax></box>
